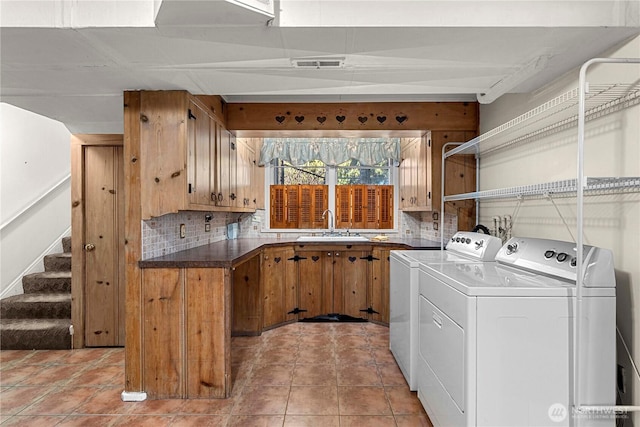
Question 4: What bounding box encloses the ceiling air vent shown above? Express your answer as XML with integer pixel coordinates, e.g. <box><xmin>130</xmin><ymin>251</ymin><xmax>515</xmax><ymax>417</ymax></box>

<box><xmin>292</xmin><ymin>57</ymin><xmax>345</xmax><ymax>69</ymax></box>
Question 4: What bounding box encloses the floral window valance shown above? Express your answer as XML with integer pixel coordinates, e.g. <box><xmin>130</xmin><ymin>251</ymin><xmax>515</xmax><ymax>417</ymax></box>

<box><xmin>259</xmin><ymin>138</ymin><xmax>401</xmax><ymax>167</ymax></box>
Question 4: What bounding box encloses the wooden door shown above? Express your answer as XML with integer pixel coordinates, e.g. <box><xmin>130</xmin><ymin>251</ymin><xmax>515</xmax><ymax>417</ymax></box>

<box><xmin>334</xmin><ymin>249</ymin><xmax>370</xmax><ymax>319</ymax></box>
<box><xmin>83</xmin><ymin>145</ymin><xmax>125</xmax><ymax>346</ymax></box>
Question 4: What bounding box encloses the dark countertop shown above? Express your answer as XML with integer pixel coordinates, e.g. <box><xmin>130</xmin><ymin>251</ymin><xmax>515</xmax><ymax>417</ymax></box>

<box><xmin>139</xmin><ymin>237</ymin><xmax>441</xmax><ymax>269</ymax></box>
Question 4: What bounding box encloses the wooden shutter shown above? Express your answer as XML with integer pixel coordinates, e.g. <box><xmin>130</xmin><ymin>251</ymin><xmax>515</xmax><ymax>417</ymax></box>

<box><xmin>299</xmin><ymin>185</ymin><xmax>313</xmax><ymax>228</ymax></box>
<box><xmin>335</xmin><ymin>185</ymin><xmax>351</xmax><ymax>228</ymax></box>
<box><xmin>351</xmin><ymin>185</ymin><xmax>365</xmax><ymax>229</ymax></box>
<box><xmin>270</xmin><ymin>185</ymin><xmax>287</xmax><ymax>228</ymax></box>
<box><xmin>378</xmin><ymin>185</ymin><xmax>394</xmax><ymax>229</ymax></box>
<box><xmin>311</xmin><ymin>185</ymin><xmax>328</xmax><ymax>229</ymax></box>
<box><xmin>364</xmin><ymin>186</ymin><xmax>378</xmax><ymax>229</ymax></box>
<box><xmin>286</xmin><ymin>186</ymin><xmax>299</xmax><ymax>228</ymax></box>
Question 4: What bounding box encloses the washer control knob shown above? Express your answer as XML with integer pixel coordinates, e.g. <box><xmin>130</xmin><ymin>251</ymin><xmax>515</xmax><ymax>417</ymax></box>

<box><xmin>506</xmin><ymin>242</ymin><xmax>519</xmax><ymax>254</ymax></box>
<box><xmin>465</xmin><ymin>238</ymin><xmax>471</xmax><ymax>244</ymax></box>
<box><xmin>544</xmin><ymin>250</ymin><xmax>555</xmax><ymax>259</ymax></box>
<box><xmin>556</xmin><ymin>252</ymin><xmax>568</xmax><ymax>262</ymax></box>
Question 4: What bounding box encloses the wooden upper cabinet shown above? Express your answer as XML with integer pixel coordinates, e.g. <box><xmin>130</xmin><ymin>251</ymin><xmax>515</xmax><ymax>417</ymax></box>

<box><xmin>133</xmin><ymin>90</ymin><xmax>254</xmax><ymax>219</ymax></box>
<box><xmin>188</xmin><ymin>100</ymin><xmax>212</xmax><ymax>207</ymax></box>
<box><xmin>399</xmin><ymin>132</ymin><xmax>432</xmax><ymax>212</ymax></box>
<box><xmin>235</xmin><ymin>139</ymin><xmax>254</xmax><ymax>209</ymax></box>
<box><xmin>251</xmin><ymin>138</ymin><xmax>265</xmax><ymax>209</ymax></box>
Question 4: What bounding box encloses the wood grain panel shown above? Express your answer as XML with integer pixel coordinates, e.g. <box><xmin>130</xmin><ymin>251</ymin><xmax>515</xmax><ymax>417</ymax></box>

<box><xmin>231</xmin><ymin>255</ymin><xmax>262</xmax><ymax>335</ymax></box>
<box><xmin>336</xmin><ymin>250</ymin><xmax>370</xmax><ymax>318</ymax></box>
<box><xmin>227</xmin><ymin>102</ymin><xmax>478</xmax><ymax>132</ymax></box>
<box><xmin>369</xmin><ymin>247</ymin><xmax>403</xmax><ymax>324</ymax></box>
<box><xmin>186</xmin><ymin>268</ymin><xmax>230</xmax><ymax>398</ymax></box>
<box><xmin>70</xmin><ymin>137</ymin><xmax>85</xmax><ymax>350</ymax></box>
<box><xmin>142</xmin><ymin>268</ymin><xmax>184</xmax><ymax>399</ymax></box>
<box><xmin>84</xmin><ymin>146</ymin><xmax>119</xmax><ymax>346</ymax></box>
<box><xmin>139</xmin><ymin>91</ymin><xmax>189</xmax><ymax>219</ymax></box>
<box><xmin>123</xmin><ymin>91</ymin><xmax>143</xmax><ymax>392</ymax></box>
<box><xmin>297</xmin><ymin>251</ymin><xmax>328</xmax><ymax>319</ymax></box>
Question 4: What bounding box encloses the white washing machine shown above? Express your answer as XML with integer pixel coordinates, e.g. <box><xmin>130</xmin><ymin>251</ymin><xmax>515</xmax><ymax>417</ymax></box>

<box><xmin>389</xmin><ymin>231</ymin><xmax>502</xmax><ymax>390</ymax></box>
<box><xmin>416</xmin><ymin>237</ymin><xmax>616</xmax><ymax>427</ymax></box>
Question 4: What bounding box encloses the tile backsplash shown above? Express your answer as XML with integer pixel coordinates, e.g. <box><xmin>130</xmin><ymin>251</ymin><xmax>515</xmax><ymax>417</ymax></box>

<box><xmin>142</xmin><ymin>211</ymin><xmax>237</xmax><ymax>259</ymax></box>
<box><xmin>142</xmin><ymin>209</ymin><xmax>459</xmax><ymax>259</ymax></box>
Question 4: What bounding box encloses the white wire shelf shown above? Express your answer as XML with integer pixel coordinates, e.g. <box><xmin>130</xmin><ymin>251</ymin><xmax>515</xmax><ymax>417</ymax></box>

<box><xmin>445</xmin><ymin>82</ymin><xmax>640</xmax><ymax>158</ymax></box>
<box><xmin>443</xmin><ymin>177</ymin><xmax>640</xmax><ymax>202</ymax></box>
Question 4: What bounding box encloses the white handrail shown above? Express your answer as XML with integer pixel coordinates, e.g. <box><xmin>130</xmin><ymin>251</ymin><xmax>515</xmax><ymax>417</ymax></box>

<box><xmin>0</xmin><ymin>173</ymin><xmax>71</xmax><ymax>231</ymax></box>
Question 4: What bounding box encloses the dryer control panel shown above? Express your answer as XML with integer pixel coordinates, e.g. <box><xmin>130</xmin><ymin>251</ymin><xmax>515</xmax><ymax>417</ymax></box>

<box><xmin>445</xmin><ymin>232</ymin><xmax>502</xmax><ymax>261</ymax></box>
<box><xmin>495</xmin><ymin>237</ymin><xmax>615</xmax><ymax>286</ymax></box>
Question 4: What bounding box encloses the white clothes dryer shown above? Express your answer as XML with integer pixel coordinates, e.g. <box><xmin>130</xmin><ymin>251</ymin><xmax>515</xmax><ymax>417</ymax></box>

<box><xmin>416</xmin><ymin>237</ymin><xmax>616</xmax><ymax>427</ymax></box>
<box><xmin>389</xmin><ymin>231</ymin><xmax>502</xmax><ymax>390</ymax></box>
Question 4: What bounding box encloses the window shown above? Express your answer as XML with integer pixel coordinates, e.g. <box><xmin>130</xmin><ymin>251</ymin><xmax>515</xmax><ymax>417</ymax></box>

<box><xmin>268</xmin><ymin>158</ymin><xmax>395</xmax><ymax>230</ymax></box>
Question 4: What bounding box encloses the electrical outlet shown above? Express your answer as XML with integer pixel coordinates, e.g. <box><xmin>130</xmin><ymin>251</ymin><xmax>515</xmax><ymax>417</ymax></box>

<box><xmin>180</xmin><ymin>224</ymin><xmax>186</xmax><ymax>239</ymax></box>
<box><xmin>205</xmin><ymin>223</ymin><xmax>211</xmax><ymax>232</ymax></box>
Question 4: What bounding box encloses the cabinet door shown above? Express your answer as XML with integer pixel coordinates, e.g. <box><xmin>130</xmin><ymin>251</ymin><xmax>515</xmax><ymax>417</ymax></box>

<box><xmin>215</xmin><ymin>127</ymin><xmax>233</xmax><ymax>207</ymax></box>
<box><xmin>231</xmin><ymin>255</ymin><xmax>262</xmax><ymax>335</ymax></box>
<box><xmin>415</xmin><ymin>132</ymin><xmax>430</xmax><ymax>209</ymax></box>
<box><xmin>297</xmin><ymin>251</ymin><xmax>331</xmax><ymax>319</ymax></box>
<box><xmin>235</xmin><ymin>140</ymin><xmax>253</xmax><ymax>209</ymax></box>
<box><xmin>334</xmin><ymin>249</ymin><xmax>370</xmax><ymax>319</ymax></box>
<box><xmin>186</xmin><ymin>268</ymin><xmax>229</xmax><ymax>398</ymax></box>
<box><xmin>142</xmin><ymin>268</ymin><xmax>184</xmax><ymax>399</ymax></box>
<box><xmin>262</xmin><ymin>247</ymin><xmax>297</xmax><ymax>328</ymax></box>
<box><xmin>252</xmin><ymin>138</ymin><xmax>265</xmax><ymax>209</ymax></box>
<box><xmin>368</xmin><ymin>247</ymin><xmax>402</xmax><ymax>324</ymax></box>
<box><xmin>188</xmin><ymin>101</ymin><xmax>212</xmax><ymax>206</ymax></box>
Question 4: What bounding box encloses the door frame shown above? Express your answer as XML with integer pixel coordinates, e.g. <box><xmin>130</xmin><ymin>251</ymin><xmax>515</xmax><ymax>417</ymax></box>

<box><xmin>71</xmin><ymin>134</ymin><xmax>124</xmax><ymax>349</ymax></box>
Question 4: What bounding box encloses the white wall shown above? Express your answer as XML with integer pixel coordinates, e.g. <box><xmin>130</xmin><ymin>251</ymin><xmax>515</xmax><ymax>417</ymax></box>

<box><xmin>479</xmin><ymin>36</ymin><xmax>640</xmax><ymax>421</ymax></box>
<box><xmin>0</xmin><ymin>103</ymin><xmax>71</xmax><ymax>297</ymax></box>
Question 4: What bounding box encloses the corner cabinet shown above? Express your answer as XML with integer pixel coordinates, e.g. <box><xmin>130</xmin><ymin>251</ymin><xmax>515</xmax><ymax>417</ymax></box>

<box><xmin>132</xmin><ymin>90</ymin><xmax>255</xmax><ymax>219</ymax></box>
<box><xmin>399</xmin><ymin>132</ymin><xmax>433</xmax><ymax>211</ymax></box>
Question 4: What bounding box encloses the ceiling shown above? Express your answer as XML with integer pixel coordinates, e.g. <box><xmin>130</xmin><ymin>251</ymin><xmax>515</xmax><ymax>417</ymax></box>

<box><xmin>1</xmin><ymin>0</ymin><xmax>638</xmax><ymax>133</ymax></box>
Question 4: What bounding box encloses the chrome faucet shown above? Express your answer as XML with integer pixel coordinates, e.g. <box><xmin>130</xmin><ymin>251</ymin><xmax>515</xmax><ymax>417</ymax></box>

<box><xmin>322</xmin><ymin>209</ymin><xmax>335</xmax><ymax>234</ymax></box>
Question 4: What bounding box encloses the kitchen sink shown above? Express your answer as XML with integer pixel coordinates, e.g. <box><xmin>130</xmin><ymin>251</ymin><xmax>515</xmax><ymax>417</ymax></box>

<box><xmin>296</xmin><ymin>235</ymin><xmax>369</xmax><ymax>242</ymax></box>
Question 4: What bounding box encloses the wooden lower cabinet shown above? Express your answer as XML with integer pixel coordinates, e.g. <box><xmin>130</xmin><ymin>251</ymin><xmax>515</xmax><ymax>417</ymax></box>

<box><xmin>295</xmin><ymin>245</ymin><xmax>372</xmax><ymax>320</ymax></box>
<box><xmin>369</xmin><ymin>246</ymin><xmax>403</xmax><ymax>324</ymax></box>
<box><xmin>231</xmin><ymin>255</ymin><xmax>262</xmax><ymax>335</ymax></box>
<box><xmin>262</xmin><ymin>247</ymin><xmax>297</xmax><ymax>329</ymax></box>
<box><xmin>141</xmin><ymin>267</ymin><xmax>231</xmax><ymax>399</ymax></box>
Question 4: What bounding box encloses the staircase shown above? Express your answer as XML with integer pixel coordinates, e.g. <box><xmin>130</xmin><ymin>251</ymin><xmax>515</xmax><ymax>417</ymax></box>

<box><xmin>0</xmin><ymin>236</ymin><xmax>72</xmax><ymax>350</ymax></box>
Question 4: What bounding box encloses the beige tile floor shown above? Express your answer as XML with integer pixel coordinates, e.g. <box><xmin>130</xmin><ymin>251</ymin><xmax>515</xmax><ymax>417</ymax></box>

<box><xmin>0</xmin><ymin>322</ymin><xmax>432</xmax><ymax>426</ymax></box>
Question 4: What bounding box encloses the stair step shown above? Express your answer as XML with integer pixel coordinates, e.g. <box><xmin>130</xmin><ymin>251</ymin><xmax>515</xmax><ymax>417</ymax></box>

<box><xmin>0</xmin><ymin>319</ymin><xmax>71</xmax><ymax>350</ymax></box>
<box><xmin>62</xmin><ymin>236</ymin><xmax>71</xmax><ymax>253</ymax></box>
<box><xmin>22</xmin><ymin>271</ymin><xmax>71</xmax><ymax>294</ymax></box>
<box><xmin>0</xmin><ymin>293</ymin><xmax>71</xmax><ymax>319</ymax></box>
<box><xmin>44</xmin><ymin>252</ymin><xmax>71</xmax><ymax>272</ymax></box>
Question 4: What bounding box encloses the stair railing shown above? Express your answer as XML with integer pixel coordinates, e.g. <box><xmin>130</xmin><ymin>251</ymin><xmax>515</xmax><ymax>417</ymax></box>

<box><xmin>0</xmin><ymin>173</ymin><xmax>71</xmax><ymax>231</ymax></box>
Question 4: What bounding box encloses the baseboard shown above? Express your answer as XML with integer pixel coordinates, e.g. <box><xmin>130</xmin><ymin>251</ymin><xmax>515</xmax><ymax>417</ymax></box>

<box><xmin>121</xmin><ymin>391</ymin><xmax>147</xmax><ymax>402</ymax></box>
<box><xmin>0</xmin><ymin>226</ymin><xmax>71</xmax><ymax>299</ymax></box>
